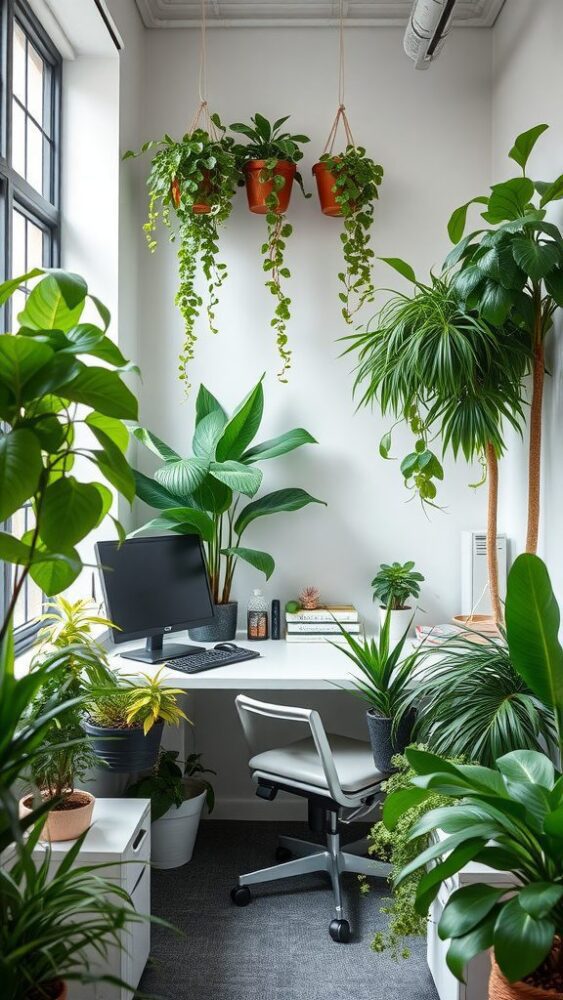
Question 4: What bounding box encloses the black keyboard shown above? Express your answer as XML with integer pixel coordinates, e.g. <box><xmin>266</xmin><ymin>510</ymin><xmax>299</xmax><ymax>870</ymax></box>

<box><xmin>166</xmin><ymin>646</ymin><xmax>261</xmax><ymax>674</ymax></box>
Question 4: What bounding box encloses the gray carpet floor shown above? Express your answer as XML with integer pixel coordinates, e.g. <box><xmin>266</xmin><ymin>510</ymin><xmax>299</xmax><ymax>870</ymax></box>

<box><xmin>138</xmin><ymin>821</ymin><xmax>439</xmax><ymax>1000</ymax></box>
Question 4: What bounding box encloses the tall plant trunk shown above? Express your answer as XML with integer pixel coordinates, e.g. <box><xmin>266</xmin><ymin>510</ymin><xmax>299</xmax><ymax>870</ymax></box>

<box><xmin>526</xmin><ymin>335</ymin><xmax>544</xmax><ymax>554</ymax></box>
<box><xmin>485</xmin><ymin>442</ymin><xmax>502</xmax><ymax>626</ymax></box>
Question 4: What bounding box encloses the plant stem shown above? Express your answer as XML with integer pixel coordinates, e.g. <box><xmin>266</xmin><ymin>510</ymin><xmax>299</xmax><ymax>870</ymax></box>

<box><xmin>485</xmin><ymin>442</ymin><xmax>502</xmax><ymax>626</ymax></box>
<box><xmin>526</xmin><ymin>303</ymin><xmax>544</xmax><ymax>554</ymax></box>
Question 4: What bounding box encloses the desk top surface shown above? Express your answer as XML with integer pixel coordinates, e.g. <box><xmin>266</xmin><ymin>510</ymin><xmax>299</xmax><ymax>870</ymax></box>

<box><xmin>108</xmin><ymin>632</ymin><xmax>385</xmax><ymax>690</ymax></box>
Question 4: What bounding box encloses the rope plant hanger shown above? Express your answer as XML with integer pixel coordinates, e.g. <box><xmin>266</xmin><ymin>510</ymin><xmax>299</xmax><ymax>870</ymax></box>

<box><xmin>124</xmin><ymin>0</ymin><xmax>237</xmax><ymax>391</ymax></box>
<box><xmin>312</xmin><ymin>0</ymin><xmax>384</xmax><ymax>323</ymax></box>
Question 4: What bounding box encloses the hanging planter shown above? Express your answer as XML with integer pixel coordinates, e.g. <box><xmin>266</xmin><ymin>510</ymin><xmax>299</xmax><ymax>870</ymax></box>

<box><xmin>124</xmin><ymin>109</ymin><xmax>238</xmax><ymax>390</ymax></box>
<box><xmin>313</xmin><ymin>105</ymin><xmax>383</xmax><ymax>323</ymax></box>
<box><xmin>230</xmin><ymin>114</ymin><xmax>310</xmax><ymax>382</ymax></box>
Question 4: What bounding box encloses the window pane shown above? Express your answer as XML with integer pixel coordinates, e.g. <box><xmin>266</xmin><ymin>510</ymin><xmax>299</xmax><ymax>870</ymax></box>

<box><xmin>27</xmin><ymin>120</ymin><xmax>43</xmax><ymax>193</ymax></box>
<box><xmin>27</xmin><ymin>578</ymin><xmax>44</xmax><ymax>622</ymax></box>
<box><xmin>13</xmin><ymin>23</ymin><xmax>26</xmax><ymax>103</ymax></box>
<box><xmin>12</xmin><ymin>210</ymin><xmax>26</xmax><ymax>276</ymax></box>
<box><xmin>27</xmin><ymin>217</ymin><xmax>44</xmax><ymax>271</ymax></box>
<box><xmin>11</xmin><ymin>287</ymin><xmax>27</xmax><ymax>325</ymax></box>
<box><xmin>27</xmin><ymin>43</ymin><xmax>44</xmax><ymax>125</ymax></box>
<box><xmin>12</xmin><ymin>99</ymin><xmax>25</xmax><ymax>178</ymax></box>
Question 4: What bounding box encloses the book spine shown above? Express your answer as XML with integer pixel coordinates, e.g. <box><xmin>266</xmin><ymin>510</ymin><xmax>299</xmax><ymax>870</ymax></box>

<box><xmin>286</xmin><ymin>622</ymin><xmax>361</xmax><ymax>634</ymax></box>
<box><xmin>284</xmin><ymin>633</ymin><xmax>351</xmax><ymax>643</ymax></box>
<box><xmin>285</xmin><ymin>611</ymin><xmax>358</xmax><ymax>623</ymax></box>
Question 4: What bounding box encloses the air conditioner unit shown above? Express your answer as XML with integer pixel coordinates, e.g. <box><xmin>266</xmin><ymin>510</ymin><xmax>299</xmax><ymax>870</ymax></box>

<box><xmin>461</xmin><ymin>531</ymin><xmax>507</xmax><ymax>617</ymax></box>
<box><xmin>403</xmin><ymin>0</ymin><xmax>459</xmax><ymax>70</ymax></box>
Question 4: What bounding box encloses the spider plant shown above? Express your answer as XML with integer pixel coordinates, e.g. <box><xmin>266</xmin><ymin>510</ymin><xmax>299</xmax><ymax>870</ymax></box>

<box><xmin>404</xmin><ymin>630</ymin><xmax>557</xmax><ymax>766</ymax></box>
<box><xmin>345</xmin><ymin>267</ymin><xmax>530</xmax><ymax>623</ymax></box>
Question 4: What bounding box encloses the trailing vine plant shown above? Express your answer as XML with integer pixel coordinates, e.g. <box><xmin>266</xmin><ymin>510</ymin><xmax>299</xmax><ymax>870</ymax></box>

<box><xmin>124</xmin><ymin>114</ymin><xmax>238</xmax><ymax>390</ymax></box>
<box><xmin>231</xmin><ymin>114</ymin><xmax>310</xmax><ymax>381</ymax></box>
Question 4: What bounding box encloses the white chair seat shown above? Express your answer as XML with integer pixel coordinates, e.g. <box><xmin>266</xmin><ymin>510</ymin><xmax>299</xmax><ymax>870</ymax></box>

<box><xmin>249</xmin><ymin>734</ymin><xmax>382</xmax><ymax>794</ymax></box>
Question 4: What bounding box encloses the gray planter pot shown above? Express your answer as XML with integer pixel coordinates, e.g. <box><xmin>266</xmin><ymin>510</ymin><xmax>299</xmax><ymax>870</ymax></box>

<box><xmin>83</xmin><ymin>719</ymin><xmax>164</xmax><ymax>773</ymax></box>
<box><xmin>188</xmin><ymin>601</ymin><xmax>237</xmax><ymax>642</ymax></box>
<box><xmin>365</xmin><ymin>709</ymin><xmax>415</xmax><ymax>774</ymax></box>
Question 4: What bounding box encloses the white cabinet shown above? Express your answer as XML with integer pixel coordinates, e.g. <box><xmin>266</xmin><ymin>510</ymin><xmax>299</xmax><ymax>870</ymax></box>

<box><xmin>32</xmin><ymin>798</ymin><xmax>151</xmax><ymax>1000</ymax></box>
<box><xmin>427</xmin><ymin>861</ymin><xmax>515</xmax><ymax>1000</ymax></box>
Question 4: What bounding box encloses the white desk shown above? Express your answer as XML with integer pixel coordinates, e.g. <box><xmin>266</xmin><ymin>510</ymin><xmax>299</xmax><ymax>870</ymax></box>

<box><xmin>109</xmin><ymin>633</ymin><xmax>370</xmax><ymax>690</ymax></box>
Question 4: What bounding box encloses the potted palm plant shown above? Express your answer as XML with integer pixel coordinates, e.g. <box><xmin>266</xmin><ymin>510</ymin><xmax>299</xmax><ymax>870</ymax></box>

<box><xmin>371</xmin><ymin>560</ymin><xmax>424</xmax><ymax>642</ymax></box>
<box><xmin>131</xmin><ymin>377</ymin><xmax>324</xmax><ymax>641</ymax></box>
<box><xmin>124</xmin><ymin>118</ymin><xmax>238</xmax><ymax>389</ymax></box>
<box><xmin>334</xmin><ymin>610</ymin><xmax>417</xmax><ymax>772</ymax></box>
<box><xmin>127</xmin><ymin>750</ymin><xmax>215</xmax><ymax>869</ymax></box>
<box><xmin>383</xmin><ymin>553</ymin><xmax>563</xmax><ymax>998</ymax></box>
<box><xmin>84</xmin><ymin>668</ymin><xmax>189</xmax><ymax>773</ymax></box>
<box><xmin>230</xmin><ymin>114</ymin><xmax>310</xmax><ymax>379</ymax></box>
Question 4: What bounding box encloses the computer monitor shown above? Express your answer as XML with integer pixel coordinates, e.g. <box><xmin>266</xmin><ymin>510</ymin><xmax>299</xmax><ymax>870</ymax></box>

<box><xmin>96</xmin><ymin>534</ymin><xmax>215</xmax><ymax>663</ymax></box>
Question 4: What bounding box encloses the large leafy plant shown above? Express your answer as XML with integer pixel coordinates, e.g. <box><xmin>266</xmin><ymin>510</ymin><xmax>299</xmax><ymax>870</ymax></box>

<box><xmin>383</xmin><ymin>554</ymin><xmax>563</xmax><ymax>988</ymax></box>
<box><xmin>446</xmin><ymin>123</ymin><xmax>563</xmax><ymax>554</ymax></box>
<box><xmin>124</xmin><ymin>121</ymin><xmax>238</xmax><ymax>389</ymax></box>
<box><xmin>87</xmin><ymin>668</ymin><xmax>189</xmax><ymax>734</ymax></box>
<box><xmin>317</xmin><ymin>145</ymin><xmax>383</xmax><ymax>322</ymax></box>
<box><xmin>132</xmin><ymin>377</ymin><xmax>324</xmax><ymax>604</ymax></box>
<box><xmin>231</xmin><ymin>114</ymin><xmax>310</xmax><ymax>380</ymax></box>
<box><xmin>371</xmin><ymin>560</ymin><xmax>424</xmax><ymax>611</ymax></box>
<box><xmin>346</xmin><ymin>268</ymin><xmax>529</xmax><ymax>622</ymax></box>
<box><xmin>0</xmin><ymin>269</ymin><xmax>138</xmax><ymax>643</ymax></box>
<box><xmin>127</xmin><ymin>749</ymin><xmax>215</xmax><ymax>820</ymax></box>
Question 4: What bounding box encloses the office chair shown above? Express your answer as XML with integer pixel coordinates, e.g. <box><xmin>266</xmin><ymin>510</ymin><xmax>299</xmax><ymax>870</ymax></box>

<box><xmin>230</xmin><ymin>695</ymin><xmax>391</xmax><ymax>942</ymax></box>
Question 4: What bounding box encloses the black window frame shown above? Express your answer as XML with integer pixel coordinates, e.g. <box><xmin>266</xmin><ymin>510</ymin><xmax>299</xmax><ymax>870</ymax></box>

<box><xmin>0</xmin><ymin>0</ymin><xmax>61</xmax><ymax>653</ymax></box>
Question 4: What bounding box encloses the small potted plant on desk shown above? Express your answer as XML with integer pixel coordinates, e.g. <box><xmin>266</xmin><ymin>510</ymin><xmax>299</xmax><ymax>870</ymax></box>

<box><xmin>334</xmin><ymin>610</ymin><xmax>417</xmax><ymax>773</ymax></box>
<box><xmin>127</xmin><ymin>750</ymin><xmax>215</xmax><ymax>869</ymax></box>
<box><xmin>371</xmin><ymin>561</ymin><xmax>424</xmax><ymax>643</ymax></box>
<box><xmin>84</xmin><ymin>668</ymin><xmax>189</xmax><ymax>773</ymax></box>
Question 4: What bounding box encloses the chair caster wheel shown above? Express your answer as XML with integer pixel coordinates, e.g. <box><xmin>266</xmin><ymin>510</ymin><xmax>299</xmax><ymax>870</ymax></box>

<box><xmin>230</xmin><ymin>885</ymin><xmax>251</xmax><ymax>907</ymax></box>
<box><xmin>275</xmin><ymin>846</ymin><xmax>293</xmax><ymax>862</ymax></box>
<box><xmin>329</xmin><ymin>919</ymin><xmax>351</xmax><ymax>943</ymax></box>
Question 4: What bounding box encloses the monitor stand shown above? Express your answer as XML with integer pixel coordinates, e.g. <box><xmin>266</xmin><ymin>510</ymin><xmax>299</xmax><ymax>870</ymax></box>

<box><xmin>120</xmin><ymin>634</ymin><xmax>204</xmax><ymax>664</ymax></box>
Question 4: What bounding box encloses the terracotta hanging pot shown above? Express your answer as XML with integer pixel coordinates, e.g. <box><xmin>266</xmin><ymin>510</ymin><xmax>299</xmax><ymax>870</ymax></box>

<box><xmin>170</xmin><ymin>171</ymin><xmax>214</xmax><ymax>215</ymax></box>
<box><xmin>244</xmin><ymin>159</ymin><xmax>296</xmax><ymax>215</ymax></box>
<box><xmin>489</xmin><ymin>956</ymin><xmax>563</xmax><ymax>999</ymax></box>
<box><xmin>312</xmin><ymin>160</ymin><xmax>342</xmax><ymax>217</ymax></box>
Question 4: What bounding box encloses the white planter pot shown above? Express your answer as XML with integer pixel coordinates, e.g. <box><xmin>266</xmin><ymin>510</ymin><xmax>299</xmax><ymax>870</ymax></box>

<box><xmin>379</xmin><ymin>606</ymin><xmax>414</xmax><ymax>644</ymax></box>
<box><xmin>151</xmin><ymin>782</ymin><xmax>206</xmax><ymax>870</ymax></box>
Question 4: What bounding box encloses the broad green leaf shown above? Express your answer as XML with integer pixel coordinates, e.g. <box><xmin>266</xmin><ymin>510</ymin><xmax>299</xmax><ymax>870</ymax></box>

<box><xmin>0</xmin><ymin>336</ymin><xmax>53</xmax><ymax>398</ymax></box>
<box><xmin>378</xmin><ymin>257</ymin><xmax>417</xmax><ymax>282</ymax></box>
<box><xmin>505</xmin><ymin>554</ymin><xmax>563</xmax><ymax>717</ymax></box>
<box><xmin>545</xmin><ymin>268</ymin><xmax>563</xmax><ymax>307</ymax></box>
<box><xmin>538</xmin><ymin>172</ymin><xmax>563</xmax><ymax>207</ymax></box>
<box><xmin>241</xmin><ymin>428</ymin><xmax>317</xmax><ymax>464</ymax></box>
<box><xmin>155</xmin><ymin>458</ymin><xmax>208</xmax><ymax>497</ymax></box>
<box><xmin>221</xmin><ymin>546</ymin><xmax>275</xmax><ymax>580</ymax></box>
<box><xmin>544</xmin><ymin>805</ymin><xmax>563</xmax><ymax>838</ymax></box>
<box><xmin>475</xmin><ymin>280</ymin><xmax>513</xmax><ymax>325</ymax></box>
<box><xmin>18</xmin><ymin>273</ymin><xmax>86</xmax><ymax>331</ymax></box>
<box><xmin>0</xmin><ymin>429</ymin><xmax>43</xmax><ymax>520</ymax></box>
<box><xmin>130</xmin><ymin>507</ymin><xmax>214</xmax><ymax>542</ymax></box>
<box><xmin>92</xmin><ymin>482</ymin><xmax>113</xmax><ymax>526</ymax></box>
<box><xmin>195</xmin><ymin>384</ymin><xmax>227</xmax><ymax>425</ymax></box>
<box><xmin>47</xmin><ymin>269</ymin><xmax>89</xmax><ymax>308</ymax></box>
<box><xmin>191</xmin><ymin>476</ymin><xmax>232</xmax><ymax>516</ymax></box>
<box><xmin>134</xmin><ymin>470</ymin><xmax>183</xmax><ymax>510</ymax></box>
<box><xmin>20</xmin><ymin>352</ymin><xmax>82</xmax><ymax>401</ymax></box>
<box><xmin>439</xmin><ymin>884</ymin><xmax>505</xmax><ymax>940</ymax></box>
<box><xmin>62</xmin><ymin>323</ymin><xmax>104</xmax><ymax>354</ymax></box>
<box><xmin>512</xmin><ymin>238</ymin><xmax>559</xmax><ymax>281</ymax></box>
<box><xmin>90</xmin><ymin>294</ymin><xmax>111</xmax><ymax>330</ymax></box>
<box><xmin>234</xmin><ymin>488</ymin><xmax>325</xmax><ymax>536</ymax></box>
<box><xmin>0</xmin><ymin>269</ymin><xmax>43</xmax><ymax>307</ymax></box>
<box><xmin>447</xmin><ymin>198</ymin><xmax>488</xmax><ymax>243</ymax></box>
<box><xmin>508</xmin><ymin>124</ymin><xmax>549</xmax><ymax>172</ymax></box>
<box><xmin>209</xmin><ymin>460</ymin><xmax>262</xmax><ymax>498</ymax></box>
<box><xmin>446</xmin><ymin>911</ymin><xmax>497</xmax><ymax>982</ymax></box>
<box><xmin>40</xmin><ymin>476</ymin><xmax>103</xmax><ymax>549</ymax></box>
<box><xmin>518</xmin><ymin>884</ymin><xmax>563</xmax><ymax>920</ymax></box>
<box><xmin>382</xmin><ymin>786</ymin><xmax>431</xmax><ymax>829</ymax></box>
<box><xmin>25</xmin><ymin>534</ymin><xmax>81</xmax><ymax>596</ymax></box>
<box><xmin>89</xmin><ymin>426</ymin><xmax>136</xmax><ymax>503</ymax></box>
<box><xmin>63</xmin><ymin>367</ymin><xmax>138</xmax><ymax>420</ymax></box>
<box><xmin>484</xmin><ymin>177</ymin><xmax>535</xmax><ymax>224</ymax></box>
<box><xmin>132</xmin><ymin>426</ymin><xmax>180</xmax><ymax>462</ymax></box>
<box><xmin>496</xmin><ymin>749</ymin><xmax>554</xmax><ymax>789</ymax></box>
<box><xmin>379</xmin><ymin>431</ymin><xmax>392</xmax><ymax>460</ymax></box>
<box><xmin>0</xmin><ymin>531</ymin><xmax>32</xmax><ymax>564</ymax></box>
<box><xmin>192</xmin><ymin>410</ymin><xmax>226</xmax><ymax>460</ymax></box>
<box><xmin>215</xmin><ymin>379</ymin><xmax>264</xmax><ymax>461</ymax></box>
<box><xmin>415</xmin><ymin>840</ymin><xmax>485</xmax><ymax>916</ymax></box>
<box><xmin>88</xmin><ymin>336</ymin><xmax>131</xmax><ymax>368</ymax></box>
<box><xmin>493</xmin><ymin>895</ymin><xmax>554</xmax><ymax>983</ymax></box>
<box><xmin>86</xmin><ymin>413</ymin><xmax>129</xmax><ymax>453</ymax></box>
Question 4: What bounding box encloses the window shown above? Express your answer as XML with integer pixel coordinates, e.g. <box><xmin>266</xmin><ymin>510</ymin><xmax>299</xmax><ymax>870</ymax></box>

<box><xmin>0</xmin><ymin>0</ymin><xmax>61</xmax><ymax>649</ymax></box>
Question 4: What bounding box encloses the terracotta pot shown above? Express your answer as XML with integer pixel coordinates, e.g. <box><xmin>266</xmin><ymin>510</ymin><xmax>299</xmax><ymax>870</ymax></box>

<box><xmin>19</xmin><ymin>790</ymin><xmax>95</xmax><ymax>842</ymax></box>
<box><xmin>489</xmin><ymin>957</ymin><xmax>563</xmax><ymax>999</ymax></box>
<box><xmin>244</xmin><ymin>159</ymin><xmax>296</xmax><ymax>215</ymax></box>
<box><xmin>452</xmin><ymin>613</ymin><xmax>500</xmax><ymax>637</ymax></box>
<box><xmin>170</xmin><ymin>172</ymin><xmax>213</xmax><ymax>214</ymax></box>
<box><xmin>313</xmin><ymin>160</ymin><xmax>342</xmax><ymax>217</ymax></box>
<box><xmin>27</xmin><ymin>981</ymin><xmax>68</xmax><ymax>1000</ymax></box>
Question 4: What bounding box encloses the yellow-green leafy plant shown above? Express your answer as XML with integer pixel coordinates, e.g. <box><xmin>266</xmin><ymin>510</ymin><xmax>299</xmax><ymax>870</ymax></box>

<box><xmin>87</xmin><ymin>668</ymin><xmax>189</xmax><ymax>735</ymax></box>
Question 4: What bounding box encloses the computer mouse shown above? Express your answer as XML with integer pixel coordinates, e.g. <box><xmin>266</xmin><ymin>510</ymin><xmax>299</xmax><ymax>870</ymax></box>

<box><xmin>214</xmin><ymin>642</ymin><xmax>239</xmax><ymax>652</ymax></box>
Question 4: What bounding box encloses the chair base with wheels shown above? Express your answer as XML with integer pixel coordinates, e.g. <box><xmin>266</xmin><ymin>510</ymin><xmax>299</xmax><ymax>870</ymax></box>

<box><xmin>230</xmin><ymin>697</ymin><xmax>391</xmax><ymax>942</ymax></box>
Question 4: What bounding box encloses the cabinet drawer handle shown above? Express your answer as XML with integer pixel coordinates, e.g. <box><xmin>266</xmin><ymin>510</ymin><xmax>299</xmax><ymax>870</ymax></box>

<box><xmin>132</xmin><ymin>828</ymin><xmax>147</xmax><ymax>852</ymax></box>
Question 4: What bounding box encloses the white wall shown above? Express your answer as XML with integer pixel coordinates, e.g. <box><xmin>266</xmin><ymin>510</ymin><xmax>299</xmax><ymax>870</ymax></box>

<box><xmin>492</xmin><ymin>0</ymin><xmax>563</xmax><ymax>597</ymax></box>
<box><xmin>126</xmin><ymin>23</ymin><xmax>493</xmax><ymax>629</ymax></box>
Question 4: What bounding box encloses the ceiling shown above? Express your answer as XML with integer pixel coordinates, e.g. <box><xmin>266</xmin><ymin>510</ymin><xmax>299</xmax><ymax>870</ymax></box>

<box><xmin>135</xmin><ymin>0</ymin><xmax>506</xmax><ymax>29</ymax></box>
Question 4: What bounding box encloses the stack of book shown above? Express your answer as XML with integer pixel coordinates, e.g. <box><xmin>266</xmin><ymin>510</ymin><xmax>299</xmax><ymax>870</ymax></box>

<box><xmin>285</xmin><ymin>605</ymin><xmax>361</xmax><ymax>643</ymax></box>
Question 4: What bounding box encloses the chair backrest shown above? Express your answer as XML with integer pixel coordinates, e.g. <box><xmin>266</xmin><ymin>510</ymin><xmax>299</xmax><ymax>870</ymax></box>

<box><xmin>235</xmin><ymin>694</ymin><xmax>347</xmax><ymax>805</ymax></box>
